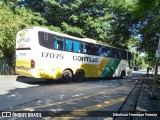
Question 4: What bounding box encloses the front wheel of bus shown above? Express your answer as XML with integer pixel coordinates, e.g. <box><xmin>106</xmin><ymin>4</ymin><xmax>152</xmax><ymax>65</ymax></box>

<box><xmin>62</xmin><ymin>70</ymin><xmax>72</xmax><ymax>83</ymax></box>
<box><xmin>74</xmin><ymin>70</ymin><xmax>85</xmax><ymax>82</ymax></box>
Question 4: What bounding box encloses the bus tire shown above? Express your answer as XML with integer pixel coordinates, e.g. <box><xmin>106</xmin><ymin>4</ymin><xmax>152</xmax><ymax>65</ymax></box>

<box><xmin>74</xmin><ymin>69</ymin><xmax>85</xmax><ymax>82</ymax></box>
<box><xmin>62</xmin><ymin>70</ymin><xmax>72</xmax><ymax>82</ymax></box>
<box><xmin>120</xmin><ymin>70</ymin><xmax>125</xmax><ymax>78</ymax></box>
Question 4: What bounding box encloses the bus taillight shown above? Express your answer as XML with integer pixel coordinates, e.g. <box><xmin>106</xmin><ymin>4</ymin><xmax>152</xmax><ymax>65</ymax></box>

<box><xmin>31</xmin><ymin>59</ymin><xmax>35</xmax><ymax>68</ymax></box>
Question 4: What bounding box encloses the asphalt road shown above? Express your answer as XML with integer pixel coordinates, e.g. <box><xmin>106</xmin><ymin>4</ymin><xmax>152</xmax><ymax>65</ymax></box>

<box><xmin>0</xmin><ymin>71</ymin><xmax>146</xmax><ymax>120</ymax></box>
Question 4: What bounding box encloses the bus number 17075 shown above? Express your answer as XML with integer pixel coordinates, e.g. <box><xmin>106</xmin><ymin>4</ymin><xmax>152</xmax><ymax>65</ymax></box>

<box><xmin>41</xmin><ymin>52</ymin><xmax>64</xmax><ymax>59</ymax></box>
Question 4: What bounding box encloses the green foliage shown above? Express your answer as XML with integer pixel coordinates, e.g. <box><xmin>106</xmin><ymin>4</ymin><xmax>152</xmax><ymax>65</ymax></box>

<box><xmin>0</xmin><ymin>2</ymin><xmax>46</xmax><ymax>68</ymax></box>
<box><xmin>136</xmin><ymin>56</ymin><xmax>145</xmax><ymax>67</ymax></box>
<box><xmin>61</xmin><ymin>22</ymin><xmax>84</xmax><ymax>37</ymax></box>
<box><xmin>0</xmin><ymin>4</ymin><xmax>23</xmax><ymax>57</ymax></box>
<box><xmin>128</xmin><ymin>35</ymin><xmax>147</xmax><ymax>67</ymax></box>
<box><xmin>131</xmin><ymin>0</ymin><xmax>160</xmax><ymax>63</ymax></box>
<box><xmin>18</xmin><ymin>0</ymin><xmax>134</xmax><ymax>49</ymax></box>
<box><xmin>128</xmin><ymin>36</ymin><xmax>140</xmax><ymax>48</ymax></box>
<box><xmin>44</xmin><ymin>25</ymin><xmax>62</xmax><ymax>33</ymax></box>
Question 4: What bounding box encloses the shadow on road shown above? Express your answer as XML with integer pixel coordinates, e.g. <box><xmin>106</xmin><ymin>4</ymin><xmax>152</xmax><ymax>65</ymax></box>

<box><xmin>16</xmin><ymin>76</ymin><xmax>62</xmax><ymax>85</ymax></box>
<box><xmin>16</xmin><ymin>76</ymin><xmax>123</xmax><ymax>86</ymax></box>
<box><xmin>16</xmin><ymin>76</ymin><xmax>110</xmax><ymax>85</ymax></box>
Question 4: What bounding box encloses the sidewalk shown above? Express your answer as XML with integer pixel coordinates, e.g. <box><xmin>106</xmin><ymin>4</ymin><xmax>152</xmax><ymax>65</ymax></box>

<box><xmin>136</xmin><ymin>74</ymin><xmax>160</xmax><ymax>119</ymax></box>
<box><xmin>0</xmin><ymin>75</ymin><xmax>18</xmax><ymax>78</ymax></box>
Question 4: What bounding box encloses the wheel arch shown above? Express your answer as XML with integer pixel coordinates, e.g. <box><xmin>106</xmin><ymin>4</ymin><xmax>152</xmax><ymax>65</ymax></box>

<box><xmin>63</xmin><ymin>68</ymin><xmax>74</xmax><ymax>75</ymax></box>
<box><xmin>74</xmin><ymin>69</ymin><xmax>85</xmax><ymax>82</ymax></box>
<box><xmin>75</xmin><ymin>69</ymin><xmax>85</xmax><ymax>76</ymax></box>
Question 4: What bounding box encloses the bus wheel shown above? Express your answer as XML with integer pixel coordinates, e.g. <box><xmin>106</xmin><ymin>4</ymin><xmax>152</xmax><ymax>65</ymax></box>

<box><xmin>120</xmin><ymin>71</ymin><xmax>125</xmax><ymax>78</ymax></box>
<box><xmin>62</xmin><ymin>70</ymin><xmax>72</xmax><ymax>82</ymax></box>
<box><xmin>74</xmin><ymin>70</ymin><xmax>85</xmax><ymax>82</ymax></box>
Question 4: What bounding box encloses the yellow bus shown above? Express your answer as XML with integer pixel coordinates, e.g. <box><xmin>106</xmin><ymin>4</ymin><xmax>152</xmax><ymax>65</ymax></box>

<box><xmin>16</xmin><ymin>26</ymin><xmax>132</xmax><ymax>82</ymax></box>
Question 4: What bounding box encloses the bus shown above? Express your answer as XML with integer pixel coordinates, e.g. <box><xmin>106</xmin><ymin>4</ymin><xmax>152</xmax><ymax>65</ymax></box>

<box><xmin>16</xmin><ymin>26</ymin><xmax>132</xmax><ymax>82</ymax></box>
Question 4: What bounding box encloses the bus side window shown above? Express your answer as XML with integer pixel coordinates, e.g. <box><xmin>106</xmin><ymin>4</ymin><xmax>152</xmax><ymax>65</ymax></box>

<box><xmin>54</xmin><ymin>37</ymin><xmax>57</xmax><ymax>49</ymax></box>
<box><xmin>86</xmin><ymin>44</ymin><xmax>94</xmax><ymax>55</ymax></box>
<box><xmin>128</xmin><ymin>52</ymin><xmax>132</xmax><ymax>66</ymax></box>
<box><xmin>108</xmin><ymin>48</ymin><xmax>112</xmax><ymax>57</ymax></box>
<box><xmin>122</xmin><ymin>51</ymin><xmax>125</xmax><ymax>59</ymax></box>
<box><xmin>66</xmin><ymin>39</ymin><xmax>73</xmax><ymax>52</ymax></box>
<box><xmin>122</xmin><ymin>50</ymin><xmax>127</xmax><ymax>60</ymax></box>
<box><xmin>65</xmin><ymin>39</ymin><xmax>80</xmax><ymax>53</ymax></box>
<box><xmin>81</xmin><ymin>43</ymin><xmax>86</xmax><ymax>54</ymax></box>
<box><xmin>101</xmin><ymin>47</ymin><xmax>107</xmax><ymax>57</ymax></box>
<box><xmin>115</xmin><ymin>49</ymin><xmax>121</xmax><ymax>59</ymax></box>
<box><xmin>112</xmin><ymin>48</ymin><xmax>118</xmax><ymax>58</ymax></box>
<box><xmin>73</xmin><ymin>41</ymin><xmax>80</xmax><ymax>53</ymax></box>
<box><xmin>94</xmin><ymin>45</ymin><xmax>102</xmax><ymax>56</ymax></box>
<box><xmin>111</xmin><ymin>48</ymin><xmax>115</xmax><ymax>58</ymax></box>
<box><xmin>118</xmin><ymin>50</ymin><xmax>122</xmax><ymax>59</ymax></box>
<box><xmin>102</xmin><ymin>46</ymin><xmax>112</xmax><ymax>57</ymax></box>
<box><xmin>54</xmin><ymin>36</ymin><xmax>64</xmax><ymax>50</ymax></box>
<box><xmin>128</xmin><ymin>52</ymin><xmax>132</xmax><ymax>60</ymax></box>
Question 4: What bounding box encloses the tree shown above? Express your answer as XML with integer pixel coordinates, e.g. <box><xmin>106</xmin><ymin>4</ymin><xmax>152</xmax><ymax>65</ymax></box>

<box><xmin>105</xmin><ymin>0</ymin><xmax>136</xmax><ymax>49</ymax></box>
<box><xmin>131</xmin><ymin>0</ymin><xmax>160</xmax><ymax>63</ymax></box>
<box><xmin>0</xmin><ymin>2</ymin><xmax>46</xmax><ymax>72</ymax></box>
<box><xmin>17</xmin><ymin>0</ymin><xmax>135</xmax><ymax>49</ymax></box>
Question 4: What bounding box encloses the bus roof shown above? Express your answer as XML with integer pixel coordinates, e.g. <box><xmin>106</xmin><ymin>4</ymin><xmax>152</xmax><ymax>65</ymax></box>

<box><xmin>28</xmin><ymin>26</ymin><xmax>97</xmax><ymax>44</ymax></box>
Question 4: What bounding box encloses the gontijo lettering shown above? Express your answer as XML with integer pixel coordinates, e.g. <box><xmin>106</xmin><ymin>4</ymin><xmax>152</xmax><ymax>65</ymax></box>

<box><xmin>17</xmin><ymin>38</ymin><xmax>30</xmax><ymax>43</ymax></box>
<box><xmin>73</xmin><ymin>56</ymin><xmax>98</xmax><ymax>62</ymax></box>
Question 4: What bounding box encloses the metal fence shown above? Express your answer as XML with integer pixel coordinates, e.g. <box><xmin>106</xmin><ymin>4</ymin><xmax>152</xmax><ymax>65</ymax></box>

<box><xmin>0</xmin><ymin>59</ymin><xmax>15</xmax><ymax>75</ymax></box>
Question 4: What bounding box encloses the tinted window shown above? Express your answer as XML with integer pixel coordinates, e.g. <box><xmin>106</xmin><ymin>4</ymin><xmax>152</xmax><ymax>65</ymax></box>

<box><xmin>117</xmin><ymin>49</ymin><xmax>122</xmax><ymax>59</ymax></box>
<box><xmin>86</xmin><ymin>44</ymin><xmax>94</xmax><ymax>55</ymax></box>
<box><xmin>94</xmin><ymin>45</ymin><xmax>102</xmax><ymax>56</ymax></box>
<box><xmin>121</xmin><ymin>50</ymin><xmax>127</xmax><ymax>60</ymax></box>
<box><xmin>81</xmin><ymin>43</ymin><xmax>86</xmax><ymax>54</ymax></box>
<box><xmin>102</xmin><ymin>46</ymin><xmax>112</xmax><ymax>57</ymax></box>
<box><xmin>128</xmin><ymin>52</ymin><xmax>132</xmax><ymax>66</ymax></box>
<box><xmin>38</xmin><ymin>31</ymin><xmax>54</xmax><ymax>49</ymax></box>
<box><xmin>80</xmin><ymin>43</ymin><xmax>94</xmax><ymax>55</ymax></box>
<box><xmin>54</xmin><ymin>36</ymin><xmax>64</xmax><ymax>50</ymax></box>
<box><xmin>128</xmin><ymin>52</ymin><xmax>132</xmax><ymax>60</ymax></box>
<box><xmin>111</xmin><ymin>48</ymin><xmax>116</xmax><ymax>58</ymax></box>
<box><xmin>112</xmin><ymin>48</ymin><xmax>121</xmax><ymax>59</ymax></box>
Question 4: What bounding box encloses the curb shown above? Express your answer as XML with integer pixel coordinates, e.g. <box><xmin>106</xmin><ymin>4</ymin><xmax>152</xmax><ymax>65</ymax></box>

<box><xmin>0</xmin><ymin>75</ymin><xmax>19</xmax><ymax>78</ymax></box>
<box><xmin>135</xmin><ymin>75</ymin><xmax>146</xmax><ymax>112</ymax></box>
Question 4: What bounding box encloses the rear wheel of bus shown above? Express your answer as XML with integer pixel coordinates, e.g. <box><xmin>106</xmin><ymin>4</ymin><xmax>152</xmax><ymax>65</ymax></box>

<box><xmin>61</xmin><ymin>69</ymin><xmax>73</xmax><ymax>83</ymax></box>
<box><xmin>74</xmin><ymin>69</ymin><xmax>85</xmax><ymax>82</ymax></box>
